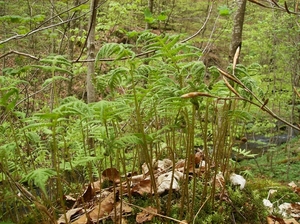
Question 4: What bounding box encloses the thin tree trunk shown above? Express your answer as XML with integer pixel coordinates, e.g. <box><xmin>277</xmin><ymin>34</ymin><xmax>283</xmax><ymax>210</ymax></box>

<box><xmin>145</xmin><ymin>0</ymin><xmax>154</xmax><ymax>29</ymax></box>
<box><xmin>86</xmin><ymin>0</ymin><xmax>99</xmax><ymax>103</ymax></box>
<box><xmin>229</xmin><ymin>0</ymin><xmax>247</xmax><ymax>62</ymax></box>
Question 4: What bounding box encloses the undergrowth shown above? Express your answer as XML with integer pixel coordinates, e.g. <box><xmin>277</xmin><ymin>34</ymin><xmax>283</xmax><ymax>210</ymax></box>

<box><xmin>0</xmin><ymin>31</ymin><xmax>288</xmax><ymax>223</ymax></box>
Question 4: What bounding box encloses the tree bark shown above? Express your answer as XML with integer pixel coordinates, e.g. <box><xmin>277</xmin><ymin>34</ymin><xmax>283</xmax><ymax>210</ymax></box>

<box><xmin>86</xmin><ymin>0</ymin><xmax>99</xmax><ymax>103</ymax></box>
<box><xmin>229</xmin><ymin>0</ymin><xmax>247</xmax><ymax>63</ymax></box>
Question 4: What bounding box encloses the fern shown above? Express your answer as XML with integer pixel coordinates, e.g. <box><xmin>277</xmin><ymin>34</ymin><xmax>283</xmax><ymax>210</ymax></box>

<box><xmin>114</xmin><ymin>134</ymin><xmax>143</xmax><ymax>146</ymax></box>
<box><xmin>54</xmin><ymin>99</ymin><xmax>91</xmax><ymax>117</ymax></box>
<box><xmin>95</xmin><ymin>43</ymin><xmax>133</xmax><ymax>61</ymax></box>
<box><xmin>107</xmin><ymin>67</ymin><xmax>129</xmax><ymax>91</ymax></box>
<box><xmin>21</xmin><ymin>168</ymin><xmax>57</xmax><ymax>195</ymax></box>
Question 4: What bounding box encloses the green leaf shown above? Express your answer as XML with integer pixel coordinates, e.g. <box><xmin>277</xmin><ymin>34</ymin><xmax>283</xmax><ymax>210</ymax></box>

<box><xmin>157</xmin><ymin>12</ymin><xmax>167</xmax><ymax>21</ymax></box>
<box><xmin>218</xmin><ymin>5</ymin><xmax>231</xmax><ymax>16</ymax></box>
<box><xmin>0</xmin><ymin>88</ymin><xmax>19</xmax><ymax>110</ymax></box>
<box><xmin>42</xmin><ymin>75</ymin><xmax>70</xmax><ymax>87</ymax></box>
<box><xmin>21</xmin><ymin>168</ymin><xmax>57</xmax><ymax>195</ymax></box>
<box><xmin>144</xmin><ymin>8</ymin><xmax>153</xmax><ymax>18</ymax></box>
<box><xmin>0</xmin><ymin>143</ymin><xmax>16</xmax><ymax>158</ymax></box>
<box><xmin>32</xmin><ymin>65</ymin><xmax>72</xmax><ymax>75</ymax></box>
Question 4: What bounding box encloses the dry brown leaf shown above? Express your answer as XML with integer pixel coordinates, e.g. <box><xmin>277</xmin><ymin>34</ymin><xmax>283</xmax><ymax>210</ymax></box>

<box><xmin>57</xmin><ymin>208</ymin><xmax>84</xmax><ymax>224</ymax></box>
<box><xmin>157</xmin><ymin>171</ymin><xmax>183</xmax><ymax>194</ymax></box>
<box><xmin>89</xmin><ymin>191</ymin><xmax>117</xmax><ymax>222</ymax></box>
<box><xmin>284</xmin><ymin>218</ymin><xmax>300</xmax><ymax>224</ymax></box>
<box><xmin>77</xmin><ymin>184</ymin><xmax>95</xmax><ymax>203</ymax></box>
<box><xmin>129</xmin><ymin>174</ymin><xmax>144</xmax><ymax>184</ymax></box>
<box><xmin>279</xmin><ymin>202</ymin><xmax>300</xmax><ymax>218</ymax></box>
<box><xmin>102</xmin><ymin>168</ymin><xmax>121</xmax><ymax>183</ymax></box>
<box><xmin>194</xmin><ymin>151</ymin><xmax>204</xmax><ymax>165</ymax></box>
<box><xmin>175</xmin><ymin>159</ymin><xmax>185</xmax><ymax>169</ymax></box>
<box><xmin>136</xmin><ymin>206</ymin><xmax>157</xmax><ymax>223</ymax></box>
<box><xmin>131</xmin><ymin>179</ymin><xmax>153</xmax><ymax>196</ymax></box>
<box><xmin>266</xmin><ymin>215</ymin><xmax>285</xmax><ymax>224</ymax></box>
<box><xmin>214</xmin><ymin>172</ymin><xmax>225</xmax><ymax>190</ymax></box>
<box><xmin>109</xmin><ymin>201</ymin><xmax>132</xmax><ymax>220</ymax></box>
<box><xmin>71</xmin><ymin>213</ymin><xmax>90</xmax><ymax>224</ymax></box>
<box><xmin>91</xmin><ymin>180</ymin><xmax>102</xmax><ymax>193</ymax></box>
<box><xmin>64</xmin><ymin>195</ymin><xmax>77</xmax><ymax>208</ymax></box>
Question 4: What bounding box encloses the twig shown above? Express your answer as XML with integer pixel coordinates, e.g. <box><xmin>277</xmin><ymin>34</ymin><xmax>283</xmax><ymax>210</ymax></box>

<box><xmin>193</xmin><ymin>195</ymin><xmax>211</xmax><ymax>224</ymax></box>
<box><xmin>0</xmin><ymin>50</ymin><xmax>39</xmax><ymax>60</ymax></box>
<box><xmin>124</xmin><ymin>201</ymin><xmax>187</xmax><ymax>223</ymax></box>
<box><xmin>0</xmin><ymin>12</ymin><xmax>88</xmax><ymax>45</ymax></box>
<box><xmin>74</xmin><ymin>1</ymin><xmax>214</xmax><ymax>63</ymax></box>
<box><xmin>248</xmin><ymin>0</ymin><xmax>300</xmax><ymax>15</ymax></box>
<box><xmin>181</xmin><ymin>2</ymin><xmax>214</xmax><ymax>43</ymax></box>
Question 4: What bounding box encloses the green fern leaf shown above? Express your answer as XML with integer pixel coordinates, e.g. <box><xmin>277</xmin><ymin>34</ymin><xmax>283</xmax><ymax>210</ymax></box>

<box><xmin>21</xmin><ymin>168</ymin><xmax>57</xmax><ymax>195</ymax></box>
<box><xmin>40</xmin><ymin>55</ymin><xmax>71</xmax><ymax>67</ymax></box>
<box><xmin>107</xmin><ymin>67</ymin><xmax>129</xmax><ymax>90</ymax></box>
<box><xmin>96</xmin><ymin>43</ymin><xmax>125</xmax><ymax>60</ymax></box>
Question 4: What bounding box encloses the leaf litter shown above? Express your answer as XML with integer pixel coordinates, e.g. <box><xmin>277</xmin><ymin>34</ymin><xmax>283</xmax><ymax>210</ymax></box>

<box><xmin>56</xmin><ymin>150</ymin><xmax>300</xmax><ymax>223</ymax></box>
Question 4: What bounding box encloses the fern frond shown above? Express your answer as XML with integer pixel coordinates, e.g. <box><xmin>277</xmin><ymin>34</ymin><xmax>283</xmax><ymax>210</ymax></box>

<box><xmin>21</xmin><ymin>168</ymin><xmax>57</xmax><ymax>195</ymax></box>
<box><xmin>42</xmin><ymin>75</ymin><xmax>70</xmax><ymax>87</ymax></box>
<box><xmin>40</xmin><ymin>55</ymin><xmax>71</xmax><ymax>67</ymax></box>
<box><xmin>54</xmin><ymin>99</ymin><xmax>91</xmax><ymax>117</ymax></box>
<box><xmin>114</xmin><ymin>134</ymin><xmax>143</xmax><ymax>146</ymax></box>
<box><xmin>227</xmin><ymin>110</ymin><xmax>252</xmax><ymax>121</ymax></box>
<box><xmin>107</xmin><ymin>67</ymin><xmax>129</xmax><ymax>90</ymax></box>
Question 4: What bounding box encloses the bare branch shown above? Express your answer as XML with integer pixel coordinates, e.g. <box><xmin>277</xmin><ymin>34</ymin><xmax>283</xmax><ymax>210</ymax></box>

<box><xmin>0</xmin><ymin>1</ymin><xmax>90</xmax><ymax>45</ymax></box>
<box><xmin>74</xmin><ymin>2</ymin><xmax>214</xmax><ymax>63</ymax></box>
<box><xmin>0</xmin><ymin>50</ymin><xmax>39</xmax><ymax>61</ymax></box>
<box><xmin>248</xmin><ymin>0</ymin><xmax>300</xmax><ymax>15</ymax></box>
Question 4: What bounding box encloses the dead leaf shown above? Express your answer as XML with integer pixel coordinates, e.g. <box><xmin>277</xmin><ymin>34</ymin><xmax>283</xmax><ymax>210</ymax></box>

<box><xmin>266</xmin><ymin>215</ymin><xmax>285</xmax><ymax>224</ymax></box>
<box><xmin>284</xmin><ymin>218</ymin><xmax>300</xmax><ymax>224</ymax></box>
<box><xmin>288</xmin><ymin>181</ymin><xmax>300</xmax><ymax>196</ymax></box>
<box><xmin>71</xmin><ymin>213</ymin><xmax>90</xmax><ymax>224</ymax></box>
<box><xmin>157</xmin><ymin>171</ymin><xmax>183</xmax><ymax>194</ymax></box>
<box><xmin>131</xmin><ymin>179</ymin><xmax>153</xmax><ymax>196</ymax></box>
<box><xmin>89</xmin><ymin>191</ymin><xmax>118</xmax><ymax>222</ymax></box>
<box><xmin>91</xmin><ymin>180</ymin><xmax>102</xmax><ymax>193</ymax></box>
<box><xmin>64</xmin><ymin>195</ymin><xmax>77</xmax><ymax>208</ymax></box>
<box><xmin>109</xmin><ymin>201</ymin><xmax>132</xmax><ymax>220</ymax></box>
<box><xmin>102</xmin><ymin>168</ymin><xmax>121</xmax><ymax>184</ymax></box>
<box><xmin>214</xmin><ymin>172</ymin><xmax>225</xmax><ymax>190</ymax></box>
<box><xmin>279</xmin><ymin>202</ymin><xmax>300</xmax><ymax>218</ymax></box>
<box><xmin>175</xmin><ymin>159</ymin><xmax>185</xmax><ymax>169</ymax></box>
<box><xmin>78</xmin><ymin>184</ymin><xmax>95</xmax><ymax>203</ymax></box>
<box><xmin>129</xmin><ymin>173</ymin><xmax>144</xmax><ymax>184</ymax></box>
<box><xmin>57</xmin><ymin>208</ymin><xmax>84</xmax><ymax>224</ymax></box>
<box><xmin>136</xmin><ymin>206</ymin><xmax>157</xmax><ymax>223</ymax></box>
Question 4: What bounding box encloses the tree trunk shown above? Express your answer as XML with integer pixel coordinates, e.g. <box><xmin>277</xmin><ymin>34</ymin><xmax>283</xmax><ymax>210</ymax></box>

<box><xmin>229</xmin><ymin>0</ymin><xmax>247</xmax><ymax>63</ymax></box>
<box><xmin>145</xmin><ymin>0</ymin><xmax>154</xmax><ymax>29</ymax></box>
<box><xmin>86</xmin><ymin>0</ymin><xmax>99</xmax><ymax>103</ymax></box>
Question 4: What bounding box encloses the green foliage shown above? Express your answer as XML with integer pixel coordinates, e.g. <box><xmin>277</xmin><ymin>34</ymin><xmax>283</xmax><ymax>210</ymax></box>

<box><xmin>218</xmin><ymin>5</ymin><xmax>231</xmax><ymax>16</ymax></box>
<box><xmin>1</xmin><ymin>1</ymin><xmax>300</xmax><ymax>223</ymax></box>
<box><xmin>21</xmin><ymin>168</ymin><xmax>57</xmax><ymax>195</ymax></box>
